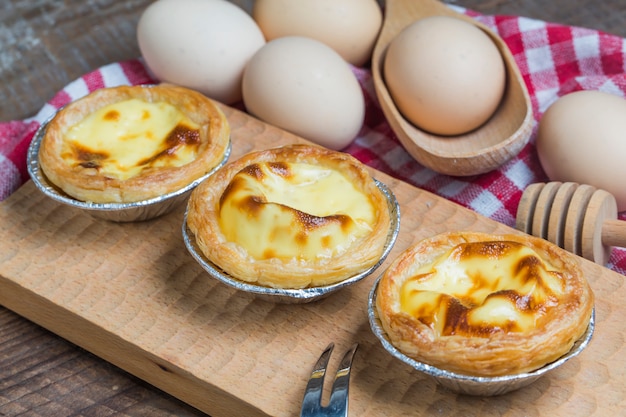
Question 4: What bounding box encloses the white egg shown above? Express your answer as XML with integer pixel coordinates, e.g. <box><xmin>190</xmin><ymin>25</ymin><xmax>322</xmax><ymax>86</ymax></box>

<box><xmin>242</xmin><ymin>36</ymin><xmax>365</xmax><ymax>150</ymax></box>
<box><xmin>252</xmin><ymin>0</ymin><xmax>382</xmax><ymax>67</ymax></box>
<box><xmin>137</xmin><ymin>0</ymin><xmax>265</xmax><ymax>104</ymax></box>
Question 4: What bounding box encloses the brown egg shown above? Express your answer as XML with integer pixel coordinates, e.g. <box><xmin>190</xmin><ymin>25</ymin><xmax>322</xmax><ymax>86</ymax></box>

<box><xmin>384</xmin><ymin>16</ymin><xmax>506</xmax><ymax>136</ymax></box>
<box><xmin>536</xmin><ymin>90</ymin><xmax>626</xmax><ymax>211</ymax></box>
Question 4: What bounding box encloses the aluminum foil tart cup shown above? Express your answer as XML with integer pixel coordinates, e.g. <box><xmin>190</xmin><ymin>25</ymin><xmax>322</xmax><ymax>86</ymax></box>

<box><xmin>183</xmin><ymin>179</ymin><xmax>401</xmax><ymax>304</ymax></box>
<box><xmin>27</xmin><ymin>118</ymin><xmax>231</xmax><ymax>222</ymax></box>
<box><xmin>368</xmin><ymin>275</ymin><xmax>595</xmax><ymax>396</ymax></box>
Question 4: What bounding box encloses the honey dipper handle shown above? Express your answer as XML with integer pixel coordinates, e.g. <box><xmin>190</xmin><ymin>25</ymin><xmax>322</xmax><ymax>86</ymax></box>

<box><xmin>602</xmin><ymin>218</ymin><xmax>626</xmax><ymax>249</ymax></box>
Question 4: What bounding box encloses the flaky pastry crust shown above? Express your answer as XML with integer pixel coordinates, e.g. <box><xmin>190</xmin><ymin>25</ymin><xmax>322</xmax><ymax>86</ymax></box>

<box><xmin>39</xmin><ymin>84</ymin><xmax>230</xmax><ymax>203</ymax></box>
<box><xmin>186</xmin><ymin>144</ymin><xmax>391</xmax><ymax>289</ymax></box>
<box><xmin>376</xmin><ymin>231</ymin><xmax>594</xmax><ymax>377</ymax></box>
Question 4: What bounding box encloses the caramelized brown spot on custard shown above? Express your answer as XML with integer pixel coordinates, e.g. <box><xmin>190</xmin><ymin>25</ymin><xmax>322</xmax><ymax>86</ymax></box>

<box><xmin>295</xmin><ymin>231</ymin><xmax>308</xmax><ymax>246</ymax></box>
<box><xmin>266</xmin><ymin>162</ymin><xmax>291</xmax><ymax>178</ymax></box>
<box><xmin>456</xmin><ymin>240</ymin><xmax>509</xmax><ymax>259</ymax></box>
<box><xmin>263</xmin><ymin>248</ymin><xmax>277</xmax><ymax>259</ymax></box>
<box><xmin>72</xmin><ymin>145</ymin><xmax>108</xmax><ymax>170</ymax></box>
<box><xmin>296</xmin><ymin>211</ymin><xmax>352</xmax><ymax>230</ymax></box>
<box><xmin>219</xmin><ymin>179</ymin><xmax>237</xmax><ymax>208</ymax></box>
<box><xmin>515</xmin><ymin>254</ymin><xmax>543</xmax><ymax>282</ymax></box>
<box><xmin>441</xmin><ymin>294</ymin><xmax>520</xmax><ymax>336</ymax></box>
<box><xmin>103</xmin><ymin>110</ymin><xmax>121</xmax><ymax>122</ymax></box>
<box><xmin>138</xmin><ymin>124</ymin><xmax>200</xmax><ymax>166</ymax></box>
<box><xmin>240</xmin><ymin>163</ymin><xmax>265</xmax><ymax>180</ymax></box>
<box><xmin>166</xmin><ymin>124</ymin><xmax>200</xmax><ymax>147</ymax></box>
<box><xmin>442</xmin><ymin>297</ymin><xmax>471</xmax><ymax>336</ymax></box>
<box><xmin>291</xmin><ymin>212</ymin><xmax>355</xmax><ymax>250</ymax></box>
<box><xmin>242</xmin><ymin>195</ymin><xmax>266</xmax><ymax>216</ymax></box>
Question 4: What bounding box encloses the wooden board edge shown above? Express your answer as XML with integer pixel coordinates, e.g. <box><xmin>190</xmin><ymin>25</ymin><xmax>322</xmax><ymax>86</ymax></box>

<box><xmin>0</xmin><ymin>274</ymin><xmax>271</xmax><ymax>417</ymax></box>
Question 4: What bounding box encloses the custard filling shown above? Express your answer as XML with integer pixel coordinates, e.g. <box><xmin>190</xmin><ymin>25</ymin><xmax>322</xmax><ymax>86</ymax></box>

<box><xmin>218</xmin><ymin>162</ymin><xmax>376</xmax><ymax>260</ymax></box>
<box><xmin>400</xmin><ymin>241</ymin><xmax>566</xmax><ymax>337</ymax></box>
<box><xmin>60</xmin><ymin>98</ymin><xmax>201</xmax><ymax>180</ymax></box>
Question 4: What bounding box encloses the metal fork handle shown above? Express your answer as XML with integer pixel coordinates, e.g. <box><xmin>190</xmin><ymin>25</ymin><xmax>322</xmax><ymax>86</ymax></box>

<box><xmin>300</xmin><ymin>342</ymin><xmax>359</xmax><ymax>417</ymax></box>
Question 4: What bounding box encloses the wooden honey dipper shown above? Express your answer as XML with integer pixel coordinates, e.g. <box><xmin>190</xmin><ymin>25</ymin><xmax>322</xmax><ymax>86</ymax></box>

<box><xmin>516</xmin><ymin>182</ymin><xmax>626</xmax><ymax>265</ymax></box>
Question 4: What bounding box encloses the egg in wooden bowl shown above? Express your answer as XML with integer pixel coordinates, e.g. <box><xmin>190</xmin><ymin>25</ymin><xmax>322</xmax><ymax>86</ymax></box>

<box><xmin>183</xmin><ymin>144</ymin><xmax>400</xmax><ymax>303</ymax></box>
<box><xmin>369</xmin><ymin>231</ymin><xmax>595</xmax><ymax>395</ymax></box>
<box><xmin>28</xmin><ymin>84</ymin><xmax>231</xmax><ymax>222</ymax></box>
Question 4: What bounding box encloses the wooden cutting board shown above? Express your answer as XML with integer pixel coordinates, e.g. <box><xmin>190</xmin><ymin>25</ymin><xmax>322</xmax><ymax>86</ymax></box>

<box><xmin>1</xmin><ymin>105</ymin><xmax>624</xmax><ymax>417</ymax></box>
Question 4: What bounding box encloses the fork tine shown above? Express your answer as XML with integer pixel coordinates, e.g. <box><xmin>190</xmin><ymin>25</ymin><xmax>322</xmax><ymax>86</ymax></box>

<box><xmin>301</xmin><ymin>342</ymin><xmax>334</xmax><ymax>416</ymax></box>
<box><xmin>300</xmin><ymin>342</ymin><xmax>359</xmax><ymax>417</ymax></box>
<box><xmin>327</xmin><ymin>343</ymin><xmax>358</xmax><ymax>415</ymax></box>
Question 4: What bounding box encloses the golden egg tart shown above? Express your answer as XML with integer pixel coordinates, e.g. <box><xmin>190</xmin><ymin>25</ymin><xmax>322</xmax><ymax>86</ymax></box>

<box><xmin>375</xmin><ymin>231</ymin><xmax>594</xmax><ymax>377</ymax></box>
<box><xmin>38</xmin><ymin>84</ymin><xmax>230</xmax><ymax>203</ymax></box>
<box><xmin>186</xmin><ymin>144</ymin><xmax>392</xmax><ymax>289</ymax></box>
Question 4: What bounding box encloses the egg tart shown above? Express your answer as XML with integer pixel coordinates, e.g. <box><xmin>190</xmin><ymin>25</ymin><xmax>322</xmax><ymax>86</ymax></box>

<box><xmin>375</xmin><ymin>231</ymin><xmax>594</xmax><ymax>377</ymax></box>
<box><xmin>38</xmin><ymin>84</ymin><xmax>230</xmax><ymax>203</ymax></box>
<box><xmin>186</xmin><ymin>144</ymin><xmax>392</xmax><ymax>289</ymax></box>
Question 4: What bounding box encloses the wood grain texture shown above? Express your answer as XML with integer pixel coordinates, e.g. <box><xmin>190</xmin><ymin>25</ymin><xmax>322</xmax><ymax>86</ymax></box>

<box><xmin>0</xmin><ymin>306</ymin><xmax>202</xmax><ymax>417</ymax></box>
<box><xmin>1</xmin><ymin>105</ymin><xmax>625</xmax><ymax>416</ymax></box>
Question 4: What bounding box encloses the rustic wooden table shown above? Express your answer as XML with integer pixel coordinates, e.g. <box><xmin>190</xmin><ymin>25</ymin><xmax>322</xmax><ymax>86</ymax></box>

<box><xmin>1</xmin><ymin>1</ymin><xmax>625</xmax><ymax>416</ymax></box>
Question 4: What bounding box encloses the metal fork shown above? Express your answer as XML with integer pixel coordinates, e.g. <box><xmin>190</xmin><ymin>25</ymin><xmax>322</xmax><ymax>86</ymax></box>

<box><xmin>300</xmin><ymin>342</ymin><xmax>359</xmax><ymax>417</ymax></box>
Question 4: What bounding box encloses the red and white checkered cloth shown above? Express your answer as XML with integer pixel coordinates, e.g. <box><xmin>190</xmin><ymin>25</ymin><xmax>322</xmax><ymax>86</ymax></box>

<box><xmin>1</xmin><ymin>8</ymin><xmax>625</xmax><ymax>274</ymax></box>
